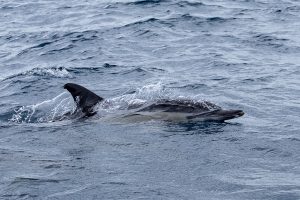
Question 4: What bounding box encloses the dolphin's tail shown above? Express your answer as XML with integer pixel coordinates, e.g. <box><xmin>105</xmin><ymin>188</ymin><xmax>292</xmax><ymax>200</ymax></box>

<box><xmin>187</xmin><ymin>109</ymin><xmax>244</xmax><ymax>122</ymax></box>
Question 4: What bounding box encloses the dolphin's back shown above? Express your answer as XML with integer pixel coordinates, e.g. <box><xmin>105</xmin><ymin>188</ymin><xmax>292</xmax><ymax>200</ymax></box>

<box><xmin>137</xmin><ymin>99</ymin><xmax>244</xmax><ymax>122</ymax></box>
<box><xmin>138</xmin><ymin>99</ymin><xmax>221</xmax><ymax>113</ymax></box>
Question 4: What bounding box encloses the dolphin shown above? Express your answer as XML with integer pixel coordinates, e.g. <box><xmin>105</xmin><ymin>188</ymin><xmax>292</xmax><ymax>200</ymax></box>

<box><xmin>64</xmin><ymin>83</ymin><xmax>244</xmax><ymax>122</ymax></box>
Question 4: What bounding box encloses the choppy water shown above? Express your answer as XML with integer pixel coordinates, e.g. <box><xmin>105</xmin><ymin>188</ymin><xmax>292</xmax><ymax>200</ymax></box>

<box><xmin>1</xmin><ymin>0</ymin><xmax>300</xmax><ymax>199</ymax></box>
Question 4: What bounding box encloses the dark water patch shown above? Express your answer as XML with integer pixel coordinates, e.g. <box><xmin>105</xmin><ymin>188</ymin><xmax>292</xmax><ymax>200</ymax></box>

<box><xmin>1</xmin><ymin>31</ymin><xmax>62</xmax><ymax>48</ymax></box>
<box><xmin>68</xmin><ymin>64</ymin><xmax>150</xmax><ymax>78</ymax></box>
<box><xmin>159</xmin><ymin>13</ymin><xmax>242</xmax><ymax>32</ymax></box>
<box><xmin>68</xmin><ymin>67</ymin><xmax>104</xmax><ymax>74</ymax></box>
<box><xmin>254</xmin><ymin>34</ymin><xmax>289</xmax><ymax>43</ymax></box>
<box><xmin>56</xmin><ymin>5</ymin><xmax>72</xmax><ymax>10</ymax></box>
<box><xmin>236</xmin><ymin>8</ymin><xmax>261</xmax><ymax>16</ymax></box>
<box><xmin>30</xmin><ymin>41</ymin><xmax>53</xmax><ymax>49</ymax></box>
<box><xmin>176</xmin><ymin>83</ymin><xmax>208</xmax><ymax>90</ymax></box>
<box><xmin>102</xmin><ymin>181</ymin><xmax>127</xmax><ymax>185</ymax></box>
<box><xmin>78</xmin><ymin>56</ymin><xmax>94</xmax><ymax>61</ymax></box>
<box><xmin>134</xmin><ymin>29</ymin><xmax>160</xmax><ymax>38</ymax></box>
<box><xmin>120</xmin><ymin>67</ymin><xmax>148</xmax><ymax>75</ymax></box>
<box><xmin>122</xmin><ymin>17</ymin><xmax>173</xmax><ymax>29</ymax></box>
<box><xmin>41</xmin><ymin>44</ymin><xmax>76</xmax><ymax>55</ymax></box>
<box><xmin>224</xmin><ymin>137</ymin><xmax>241</xmax><ymax>142</ymax></box>
<box><xmin>176</xmin><ymin>14</ymin><xmax>237</xmax><ymax>25</ymax></box>
<box><xmin>63</xmin><ymin>30</ymin><xmax>99</xmax><ymax>43</ymax></box>
<box><xmin>241</xmin><ymin>75</ymin><xmax>274</xmax><ymax>83</ymax></box>
<box><xmin>10</xmin><ymin>30</ymin><xmax>101</xmax><ymax>60</ymax></box>
<box><xmin>106</xmin><ymin>142</ymin><xmax>133</xmax><ymax>147</ymax></box>
<box><xmin>176</xmin><ymin>1</ymin><xmax>205</xmax><ymax>7</ymax></box>
<box><xmin>285</xmin><ymin>5</ymin><xmax>300</xmax><ymax>14</ymax></box>
<box><xmin>125</xmin><ymin>0</ymin><xmax>167</xmax><ymax>6</ymax></box>
<box><xmin>288</xmin><ymin>137</ymin><xmax>300</xmax><ymax>142</ymax></box>
<box><xmin>252</xmin><ymin>147</ymin><xmax>275</xmax><ymax>152</ymax></box>
<box><xmin>31</xmin><ymin>159</ymin><xmax>70</xmax><ymax>164</ymax></box>
<box><xmin>37</xmin><ymin>164</ymin><xmax>62</xmax><ymax>169</ymax></box>
<box><xmin>207</xmin><ymin>16</ymin><xmax>236</xmax><ymax>23</ymax></box>
<box><xmin>67</xmin><ymin>146</ymin><xmax>95</xmax><ymax>158</ymax></box>
<box><xmin>0</xmin><ymin>51</ymin><xmax>11</xmax><ymax>59</ymax></box>
<box><xmin>267</xmin><ymin>193</ymin><xmax>300</xmax><ymax>200</ymax></box>
<box><xmin>10</xmin><ymin>176</ymin><xmax>68</xmax><ymax>184</ymax></box>
<box><xmin>1</xmin><ymin>193</ymin><xmax>38</xmax><ymax>199</ymax></box>
<box><xmin>0</xmin><ymin>33</ymin><xmax>27</xmax><ymax>43</ymax></box>
<box><xmin>103</xmin><ymin>63</ymin><xmax>118</xmax><ymax>68</ymax></box>
<box><xmin>271</xmin><ymin>5</ymin><xmax>300</xmax><ymax>16</ymax></box>
<box><xmin>161</xmin><ymin>122</ymin><xmax>227</xmax><ymax>136</ymax></box>
<box><xmin>251</xmin><ymin>146</ymin><xmax>292</xmax><ymax>158</ymax></box>
<box><xmin>148</xmin><ymin>67</ymin><xmax>165</xmax><ymax>72</ymax></box>
<box><xmin>1</xmin><ymin>5</ymin><xmax>16</xmax><ymax>10</ymax></box>
<box><xmin>211</xmin><ymin>77</ymin><xmax>230</xmax><ymax>82</ymax></box>
<box><xmin>208</xmin><ymin>60</ymin><xmax>252</xmax><ymax>69</ymax></box>
<box><xmin>0</xmin><ymin>109</ymin><xmax>17</xmax><ymax>123</ymax></box>
<box><xmin>247</xmin><ymin>33</ymin><xmax>298</xmax><ymax>52</ymax></box>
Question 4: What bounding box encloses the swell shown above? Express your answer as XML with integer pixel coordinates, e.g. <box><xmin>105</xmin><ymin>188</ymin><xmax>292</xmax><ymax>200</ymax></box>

<box><xmin>4</xmin><ymin>30</ymin><xmax>101</xmax><ymax>62</ymax></box>
<box><xmin>242</xmin><ymin>33</ymin><xmax>299</xmax><ymax>53</ymax></box>
<box><xmin>117</xmin><ymin>14</ymin><xmax>239</xmax><ymax>30</ymax></box>
<box><xmin>1</xmin><ymin>64</ymin><xmax>152</xmax><ymax>81</ymax></box>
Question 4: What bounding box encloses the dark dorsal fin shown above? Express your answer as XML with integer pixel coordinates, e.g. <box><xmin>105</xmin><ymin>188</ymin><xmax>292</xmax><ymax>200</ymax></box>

<box><xmin>64</xmin><ymin>83</ymin><xmax>103</xmax><ymax>115</ymax></box>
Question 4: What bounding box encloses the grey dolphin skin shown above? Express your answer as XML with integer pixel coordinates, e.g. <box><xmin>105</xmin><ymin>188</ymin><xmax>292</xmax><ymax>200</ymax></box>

<box><xmin>64</xmin><ymin>83</ymin><xmax>244</xmax><ymax>122</ymax></box>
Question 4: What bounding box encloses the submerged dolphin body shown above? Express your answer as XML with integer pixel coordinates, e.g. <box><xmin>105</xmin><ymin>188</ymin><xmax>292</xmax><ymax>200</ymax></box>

<box><xmin>64</xmin><ymin>83</ymin><xmax>244</xmax><ymax>122</ymax></box>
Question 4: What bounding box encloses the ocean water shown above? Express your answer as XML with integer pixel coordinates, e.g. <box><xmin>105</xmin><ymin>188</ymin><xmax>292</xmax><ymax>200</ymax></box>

<box><xmin>0</xmin><ymin>0</ymin><xmax>300</xmax><ymax>199</ymax></box>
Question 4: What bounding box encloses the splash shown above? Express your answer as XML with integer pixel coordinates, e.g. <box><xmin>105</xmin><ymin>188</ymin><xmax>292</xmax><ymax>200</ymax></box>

<box><xmin>97</xmin><ymin>82</ymin><xmax>214</xmax><ymax>112</ymax></box>
<box><xmin>9</xmin><ymin>92</ymin><xmax>75</xmax><ymax>123</ymax></box>
<box><xmin>3</xmin><ymin>67</ymin><xmax>72</xmax><ymax>81</ymax></box>
<box><xmin>20</xmin><ymin>67</ymin><xmax>72</xmax><ymax>78</ymax></box>
<box><xmin>100</xmin><ymin>82</ymin><xmax>170</xmax><ymax>111</ymax></box>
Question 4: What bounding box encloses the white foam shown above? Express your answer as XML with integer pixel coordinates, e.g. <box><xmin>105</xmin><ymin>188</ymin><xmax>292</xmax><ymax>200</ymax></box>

<box><xmin>10</xmin><ymin>92</ymin><xmax>75</xmax><ymax>123</ymax></box>
<box><xmin>21</xmin><ymin>67</ymin><xmax>72</xmax><ymax>78</ymax></box>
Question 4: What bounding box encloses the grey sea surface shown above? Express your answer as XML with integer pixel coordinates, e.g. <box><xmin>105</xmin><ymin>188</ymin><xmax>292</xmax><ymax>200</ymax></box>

<box><xmin>0</xmin><ymin>0</ymin><xmax>300</xmax><ymax>199</ymax></box>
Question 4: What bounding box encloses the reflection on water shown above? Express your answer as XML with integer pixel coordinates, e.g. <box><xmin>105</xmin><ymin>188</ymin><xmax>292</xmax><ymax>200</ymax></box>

<box><xmin>162</xmin><ymin>121</ymin><xmax>227</xmax><ymax>136</ymax></box>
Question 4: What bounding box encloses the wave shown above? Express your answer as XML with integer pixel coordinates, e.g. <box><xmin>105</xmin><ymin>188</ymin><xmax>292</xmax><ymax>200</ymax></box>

<box><xmin>121</xmin><ymin>17</ymin><xmax>173</xmax><ymax>29</ymax></box>
<box><xmin>13</xmin><ymin>30</ymin><xmax>100</xmax><ymax>59</ymax></box>
<box><xmin>1</xmin><ymin>64</ymin><xmax>153</xmax><ymax>82</ymax></box>
<box><xmin>271</xmin><ymin>5</ymin><xmax>300</xmax><ymax>15</ymax></box>
<box><xmin>175</xmin><ymin>14</ymin><xmax>238</xmax><ymax>24</ymax></box>
<box><xmin>176</xmin><ymin>1</ymin><xmax>205</xmax><ymax>7</ymax></box>
<box><xmin>121</xmin><ymin>14</ymin><xmax>237</xmax><ymax>29</ymax></box>
<box><xmin>176</xmin><ymin>83</ymin><xmax>208</xmax><ymax>90</ymax></box>
<box><xmin>253</xmin><ymin>34</ymin><xmax>288</xmax><ymax>44</ymax></box>
<box><xmin>246</xmin><ymin>33</ymin><xmax>299</xmax><ymax>52</ymax></box>
<box><xmin>40</xmin><ymin>44</ymin><xmax>75</xmax><ymax>55</ymax></box>
<box><xmin>3</xmin><ymin>67</ymin><xmax>72</xmax><ymax>81</ymax></box>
